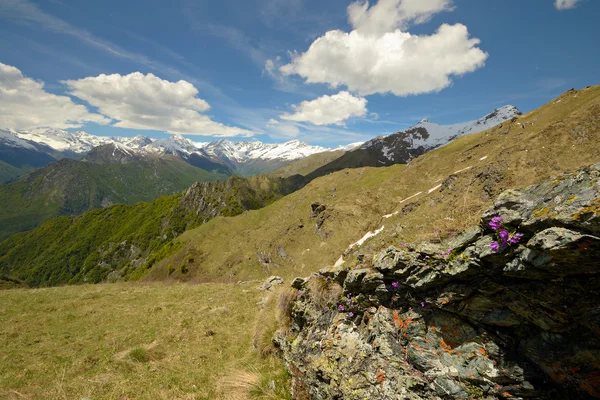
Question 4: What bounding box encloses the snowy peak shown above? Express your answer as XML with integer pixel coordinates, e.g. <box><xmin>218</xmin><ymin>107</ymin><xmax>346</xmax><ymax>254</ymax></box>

<box><xmin>15</xmin><ymin>128</ymin><xmax>114</xmax><ymax>154</ymax></box>
<box><xmin>0</xmin><ymin>128</ymin><xmax>37</xmax><ymax>150</ymax></box>
<box><xmin>362</xmin><ymin>105</ymin><xmax>521</xmax><ymax>164</ymax></box>
<box><xmin>196</xmin><ymin>139</ymin><xmax>330</xmax><ymax>163</ymax></box>
<box><xmin>146</xmin><ymin>134</ymin><xmax>198</xmax><ymax>156</ymax></box>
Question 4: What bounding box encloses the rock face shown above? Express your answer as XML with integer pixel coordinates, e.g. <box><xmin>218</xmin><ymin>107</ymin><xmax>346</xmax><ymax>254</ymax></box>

<box><xmin>276</xmin><ymin>163</ymin><xmax>600</xmax><ymax>399</ymax></box>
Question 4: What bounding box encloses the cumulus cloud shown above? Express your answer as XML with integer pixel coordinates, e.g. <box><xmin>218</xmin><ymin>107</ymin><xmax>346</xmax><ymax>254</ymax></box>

<box><xmin>280</xmin><ymin>91</ymin><xmax>367</xmax><ymax>125</ymax></box>
<box><xmin>0</xmin><ymin>62</ymin><xmax>109</xmax><ymax>129</ymax></box>
<box><xmin>348</xmin><ymin>0</ymin><xmax>454</xmax><ymax>34</ymax></box>
<box><xmin>63</xmin><ymin>72</ymin><xmax>253</xmax><ymax>136</ymax></box>
<box><xmin>280</xmin><ymin>0</ymin><xmax>487</xmax><ymax>97</ymax></box>
<box><xmin>555</xmin><ymin>0</ymin><xmax>582</xmax><ymax>10</ymax></box>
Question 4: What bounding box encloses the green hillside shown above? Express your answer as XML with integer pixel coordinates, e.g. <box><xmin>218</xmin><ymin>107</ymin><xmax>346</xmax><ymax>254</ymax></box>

<box><xmin>0</xmin><ymin>160</ymin><xmax>24</xmax><ymax>184</ymax></box>
<box><xmin>0</xmin><ymin>155</ymin><xmax>231</xmax><ymax>241</ymax></box>
<box><xmin>0</xmin><ymin>175</ymin><xmax>301</xmax><ymax>286</ymax></box>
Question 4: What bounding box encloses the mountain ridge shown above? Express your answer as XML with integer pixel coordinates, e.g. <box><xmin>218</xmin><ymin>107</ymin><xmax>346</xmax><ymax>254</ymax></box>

<box><xmin>306</xmin><ymin>105</ymin><xmax>521</xmax><ymax>178</ymax></box>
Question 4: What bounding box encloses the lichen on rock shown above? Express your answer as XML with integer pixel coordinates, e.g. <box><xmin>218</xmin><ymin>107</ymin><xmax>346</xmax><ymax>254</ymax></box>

<box><xmin>276</xmin><ymin>163</ymin><xmax>600</xmax><ymax>400</ymax></box>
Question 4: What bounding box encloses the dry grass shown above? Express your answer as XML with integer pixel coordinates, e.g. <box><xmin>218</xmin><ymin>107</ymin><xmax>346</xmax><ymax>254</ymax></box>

<box><xmin>306</xmin><ymin>279</ymin><xmax>343</xmax><ymax>310</ymax></box>
<box><xmin>0</xmin><ymin>282</ymin><xmax>290</xmax><ymax>400</ymax></box>
<box><xmin>254</xmin><ymin>287</ymin><xmax>298</xmax><ymax>357</ymax></box>
<box><xmin>148</xmin><ymin>86</ymin><xmax>600</xmax><ymax>285</ymax></box>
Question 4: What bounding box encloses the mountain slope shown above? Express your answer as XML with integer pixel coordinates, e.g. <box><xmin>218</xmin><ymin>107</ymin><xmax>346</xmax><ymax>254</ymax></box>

<box><xmin>0</xmin><ymin>152</ymin><xmax>232</xmax><ymax>241</ymax></box>
<box><xmin>0</xmin><ymin>174</ymin><xmax>303</xmax><ymax>286</ymax></box>
<box><xmin>145</xmin><ymin>87</ymin><xmax>598</xmax><ymax>283</ymax></box>
<box><xmin>307</xmin><ymin>105</ymin><xmax>521</xmax><ymax>178</ymax></box>
<box><xmin>269</xmin><ymin>149</ymin><xmax>347</xmax><ymax>178</ymax></box>
<box><xmin>0</xmin><ymin>129</ymin><xmax>58</xmax><ymax>182</ymax></box>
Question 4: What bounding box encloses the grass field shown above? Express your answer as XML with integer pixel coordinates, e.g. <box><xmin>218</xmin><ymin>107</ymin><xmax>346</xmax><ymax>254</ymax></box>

<box><xmin>0</xmin><ymin>282</ymin><xmax>290</xmax><ymax>400</ymax></box>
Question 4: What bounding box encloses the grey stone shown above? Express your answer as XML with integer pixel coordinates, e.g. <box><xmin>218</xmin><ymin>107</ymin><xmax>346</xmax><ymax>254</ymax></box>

<box><xmin>257</xmin><ymin>275</ymin><xmax>284</xmax><ymax>291</ymax></box>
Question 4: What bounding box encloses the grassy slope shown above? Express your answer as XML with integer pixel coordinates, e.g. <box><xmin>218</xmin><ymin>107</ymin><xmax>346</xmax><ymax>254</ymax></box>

<box><xmin>0</xmin><ymin>160</ymin><xmax>26</xmax><ymax>184</ymax></box>
<box><xmin>0</xmin><ymin>282</ymin><xmax>289</xmax><ymax>400</ymax></box>
<box><xmin>151</xmin><ymin>86</ymin><xmax>600</xmax><ymax>283</ymax></box>
<box><xmin>0</xmin><ymin>157</ymin><xmax>229</xmax><ymax>241</ymax></box>
<box><xmin>269</xmin><ymin>150</ymin><xmax>346</xmax><ymax>178</ymax></box>
<box><xmin>0</xmin><ymin>175</ymin><xmax>298</xmax><ymax>286</ymax></box>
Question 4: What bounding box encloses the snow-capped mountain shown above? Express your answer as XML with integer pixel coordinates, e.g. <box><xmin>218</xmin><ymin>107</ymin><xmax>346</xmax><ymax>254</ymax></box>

<box><xmin>361</xmin><ymin>105</ymin><xmax>521</xmax><ymax>164</ymax></box>
<box><xmin>305</xmin><ymin>105</ymin><xmax>521</xmax><ymax>178</ymax></box>
<box><xmin>0</xmin><ymin>128</ymin><xmax>38</xmax><ymax>150</ymax></box>
<box><xmin>0</xmin><ymin>128</ymin><xmax>337</xmax><ymax>177</ymax></box>
<box><xmin>13</xmin><ymin>128</ymin><xmax>114</xmax><ymax>155</ymax></box>
<box><xmin>196</xmin><ymin>139</ymin><xmax>328</xmax><ymax>162</ymax></box>
<box><xmin>194</xmin><ymin>139</ymin><xmax>332</xmax><ymax>176</ymax></box>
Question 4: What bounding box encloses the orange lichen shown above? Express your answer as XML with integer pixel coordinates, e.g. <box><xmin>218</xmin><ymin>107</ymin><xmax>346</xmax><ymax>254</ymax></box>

<box><xmin>375</xmin><ymin>369</ymin><xmax>385</xmax><ymax>383</ymax></box>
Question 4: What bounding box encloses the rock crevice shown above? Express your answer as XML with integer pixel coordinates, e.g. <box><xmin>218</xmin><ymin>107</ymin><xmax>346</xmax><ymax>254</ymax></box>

<box><xmin>276</xmin><ymin>163</ymin><xmax>600</xmax><ymax>399</ymax></box>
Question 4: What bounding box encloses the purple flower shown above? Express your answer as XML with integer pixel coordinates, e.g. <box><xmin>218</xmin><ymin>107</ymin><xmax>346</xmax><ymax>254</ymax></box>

<box><xmin>490</xmin><ymin>241</ymin><xmax>500</xmax><ymax>253</ymax></box>
<box><xmin>420</xmin><ymin>302</ymin><xmax>425</xmax><ymax>307</ymax></box>
<box><xmin>348</xmin><ymin>312</ymin><xmax>354</xmax><ymax>317</ymax></box>
<box><xmin>325</xmin><ymin>276</ymin><xmax>329</xmax><ymax>281</ymax></box>
<box><xmin>499</xmin><ymin>229</ymin><xmax>509</xmax><ymax>246</ymax></box>
<box><xmin>449</xmin><ymin>231</ymin><xmax>456</xmax><ymax>237</ymax></box>
<box><xmin>297</xmin><ymin>290</ymin><xmax>304</xmax><ymax>296</ymax></box>
<box><xmin>489</xmin><ymin>216</ymin><xmax>503</xmax><ymax>230</ymax></box>
<box><xmin>510</xmin><ymin>233</ymin><xmax>524</xmax><ymax>244</ymax></box>
<box><xmin>391</xmin><ymin>281</ymin><xmax>399</xmax><ymax>288</ymax></box>
<box><xmin>338</xmin><ymin>305</ymin><xmax>345</xmax><ymax>311</ymax></box>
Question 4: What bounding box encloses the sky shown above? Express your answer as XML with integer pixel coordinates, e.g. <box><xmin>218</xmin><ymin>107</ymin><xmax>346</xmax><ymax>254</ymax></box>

<box><xmin>0</xmin><ymin>0</ymin><xmax>599</xmax><ymax>147</ymax></box>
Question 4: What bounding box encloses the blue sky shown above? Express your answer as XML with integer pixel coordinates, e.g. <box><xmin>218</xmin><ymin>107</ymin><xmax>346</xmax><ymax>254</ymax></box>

<box><xmin>0</xmin><ymin>0</ymin><xmax>598</xmax><ymax>147</ymax></box>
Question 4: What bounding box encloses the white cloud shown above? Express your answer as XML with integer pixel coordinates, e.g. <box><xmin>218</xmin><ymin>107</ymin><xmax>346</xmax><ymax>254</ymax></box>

<box><xmin>63</xmin><ymin>72</ymin><xmax>253</xmax><ymax>136</ymax></box>
<box><xmin>0</xmin><ymin>62</ymin><xmax>109</xmax><ymax>129</ymax></box>
<box><xmin>348</xmin><ymin>0</ymin><xmax>454</xmax><ymax>34</ymax></box>
<box><xmin>280</xmin><ymin>91</ymin><xmax>368</xmax><ymax>125</ymax></box>
<box><xmin>555</xmin><ymin>0</ymin><xmax>582</xmax><ymax>10</ymax></box>
<box><xmin>280</xmin><ymin>0</ymin><xmax>487</xmax><ymax>97</ymax></box>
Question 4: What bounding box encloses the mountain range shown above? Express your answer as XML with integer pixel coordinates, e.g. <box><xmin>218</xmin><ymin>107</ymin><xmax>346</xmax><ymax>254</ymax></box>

<box><xmin>306</xmin><ymin>105</ymin><xmax>522</xmax><ymax>177</ymax></box>
<box><xmin>0</xmin><ymin>128</ymin><xmax>336</xmax><ymax>181</ymax></box>
<box><xmin>0</xmin><ymin>104</ymin><xmax>524</xmax><ymax>241</ymax></box>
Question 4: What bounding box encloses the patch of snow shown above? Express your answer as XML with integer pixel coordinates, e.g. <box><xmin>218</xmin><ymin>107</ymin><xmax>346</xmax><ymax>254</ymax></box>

<box><xmin>399</xmin><ymin>191</ymin><xmax>423</xmax><ymax>204</ymax></box>
<box><xmin>479</xmin><ymin>155</ymin><xmax>488</xmax><ymax>161</ymax></box>
<box><xmin>453</xmin><ymin>166</ymin><xmax>472</xmax><ymax>174</ymax></box>
<box><xmin>383</xmin><ymin>211</ymin><xmax>399</xmax><ymax>219</ymax></box>
<box><xmin>334</xmin><ymin>256</ymin><xmax>345</xmax><ymax>268</ymax></box>
<box><xmin>428</xmin><ymin>184</ymin><xmax>442</xmax><ymax>194</ymax></box>
<box><xmin>347</xmin><ymin>226</ymin><xmax>384</xmax><ymax>251</ymax></box>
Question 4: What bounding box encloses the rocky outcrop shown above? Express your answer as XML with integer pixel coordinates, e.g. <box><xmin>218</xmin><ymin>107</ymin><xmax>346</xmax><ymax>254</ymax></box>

<box><xmin>276</xmin><ymin>163</ymin><xmax>600</xmax><ymax>399</ymax></box>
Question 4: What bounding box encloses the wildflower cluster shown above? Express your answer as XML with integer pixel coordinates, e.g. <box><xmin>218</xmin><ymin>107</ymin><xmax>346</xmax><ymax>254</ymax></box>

<box><xmin>488</xmin><ymin>216</ymin><xmax>523</xmax><ymax>253</ymax></box>
<box><xmin>338</xmin><ymin>293</ymin><xmax>357</xmax><ymax>318</ymax></box>
<box><xmin>441</xmin><ymin>248</ymin><xmax>453</xmax><ymax>259</ymax></box>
